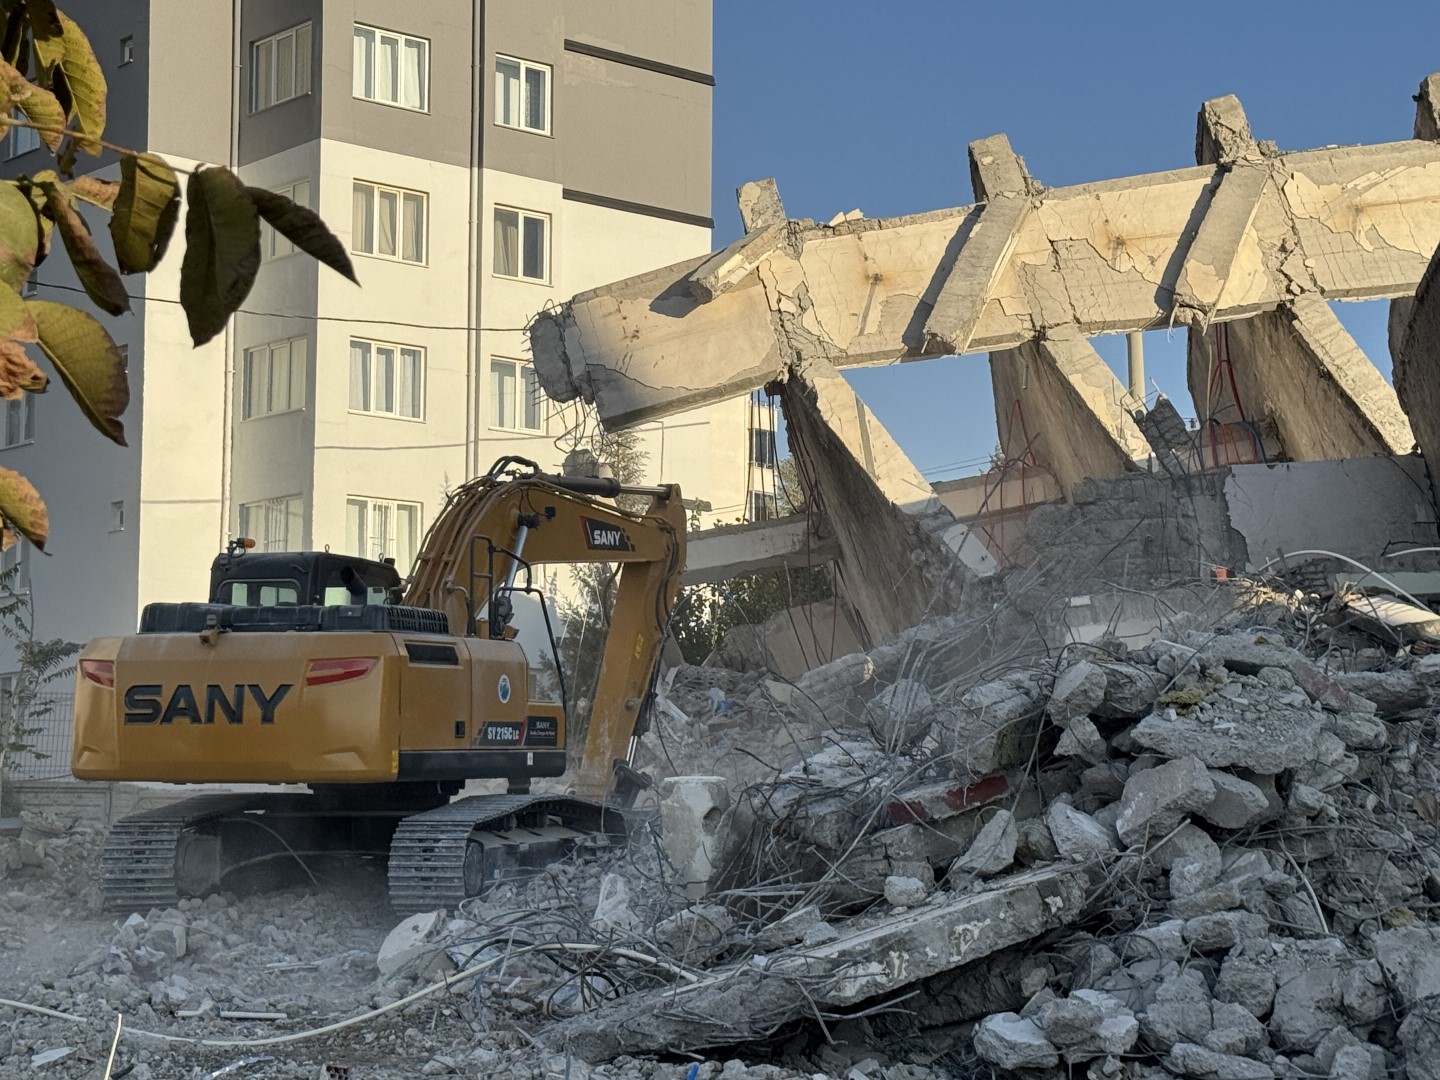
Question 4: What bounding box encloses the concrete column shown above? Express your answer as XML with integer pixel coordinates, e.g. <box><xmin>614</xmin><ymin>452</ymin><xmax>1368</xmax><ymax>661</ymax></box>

<box><xmin>781</xmin><ymin>357</ymin><xmax>993</xmax><ymax>644</ymax></box>
<box><xmin>1395</xmin><ymin>238</ymin><xmax>1440</xmax><ymax>509</ymax></box>
<box><xmin>1390</xmin><ymin>73</ymin><xmax>1440</xmax><ymax>357</ymax></box>
<box><xmin>1127</xmin><ymin>333</ymin><xmax>1145</xmax><ymax>401</ymax></box>
<box><xmin>991</xmin><ymin>329</ymin><xmax>1149</xmax><ymax>498</ymax></box>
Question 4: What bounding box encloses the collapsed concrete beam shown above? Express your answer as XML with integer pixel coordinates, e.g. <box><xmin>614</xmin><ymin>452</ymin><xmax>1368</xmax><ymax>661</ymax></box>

<box><xmin>681</xmin><ymin>514</ymin><xmax>840</xmax><ymax>587</ymax></box>
<box><xmin>782</xmin><ymin>357</ymin><xmax>994</xmax><ymax>643</ymax></box>
<box><xmin>992</xmin><ymin>328</ymin><xmax>1151</xmax><ymax>496</ymax></box>
<box><xmin>547</xmin><ymin>862</ymin><xmax>1095</xmax><ymax>1059</ymax></box>
<box><xmin>531</xmin><ymin>88</ymin><xmax>1440</xmax><ymax>428</ymax></box>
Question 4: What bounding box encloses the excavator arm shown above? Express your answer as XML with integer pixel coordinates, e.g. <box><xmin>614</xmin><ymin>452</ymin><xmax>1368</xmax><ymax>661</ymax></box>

<box><xmin>404</xmin><ymin>457</ymin><xmax>687</xmax><ymax>802</ymax></box>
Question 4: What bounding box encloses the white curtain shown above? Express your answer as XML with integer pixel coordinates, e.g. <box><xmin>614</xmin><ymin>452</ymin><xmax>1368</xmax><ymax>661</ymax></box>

<box><xmin>352</xmin><ymin>28</ymin><xmax>372</xmax><ymax>98</ymax></box>
<box><xmin>352</xmin><ymin>183</ymin><xmax>373</xmax><ymax>253</ymax></box>
<box><xmin>349</xmin><ymin>341</ymin><xmax>370</xmax><ymax>411</ymax></box>
<box><xmin>402</xmin><ymin>40</ymin><xmax>425</xmax><ymax>110</ymax></box>
<box><xmin>254</xmin><ymin>38</ymin><xmax>274</xmax><ymax>110</ymax></box>
<box><xmin>522</xmin><ymin>366</ymin><xmax>542</xmax><ymax>430</ymax></box>
<box><xmin>495</xmin><ymin>59</ymin><xmax>520</xmax><ymax>124</ymax></box>
<box><xmin>345</xmin><ymin>499</ymin><xmax>366</xmax><ymax>557</ymax></box>
<box><xmin>244</xmin><ymin>347</ymin><xmax>264</xmax><ymax>418</ymax></box>
<box><xmin>491</xmin><ymin>360</ymin><xmax>514</xmax><ymax>428</ymax></box>
<box><xmin>493</xmin><ymin>209</ymin><xmax>518</xmax><ymax>276</ymax></box>
<box><xmin>377</xmin><ymin>34</ymin><xmax>398</xmax><ymax>103</ymax></box>
<box><xmin>295</xmin><ymin>24</ymin><xmax>311</xmax><ymax>96</ymax></box>
<box><xmin>377</xmin><ymin>190</ymin><xmax>397</xmax><ymax>257</ymax></box>
<box><xmin>289</xmin><ymin>338</ymin><xmax>306</xmax><ymax>412</ymax></box>
<box><xmin>376</xmin><ymin>347</ymin><xmax>395</xmax><ymax>413</ymax></box>
<box><xmin>402</xmin><ymin>193</ymin><xmax>424</xmax><ymax>262</ymax></box>
<box><xmin>275</xmin><ymin>32</ymin><xmax>294</xmax><ymax>102</ymax></box>
<box><xmin>270</xmin><ymin>341</ymin><xmax>289</xmax><ymax>412</ymax></box>
<box><xmin>394</xmin><ymin>504</ymin><xmax>418</xmax><ymax>573</ymax></box>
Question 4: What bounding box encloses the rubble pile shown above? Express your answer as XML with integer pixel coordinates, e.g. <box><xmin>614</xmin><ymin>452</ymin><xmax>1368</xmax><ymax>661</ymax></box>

<box><xmin>0</xmin><ymin>810</ymin><xmax>105</xmax><ymax>904</ymax></box>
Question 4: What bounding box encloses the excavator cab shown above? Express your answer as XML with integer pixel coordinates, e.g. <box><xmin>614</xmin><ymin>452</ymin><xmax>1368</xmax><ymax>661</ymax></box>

<box><xmin>209</xmin><ymin>546</ymin><xmax>404</xmax><ymax>608</ymax></box>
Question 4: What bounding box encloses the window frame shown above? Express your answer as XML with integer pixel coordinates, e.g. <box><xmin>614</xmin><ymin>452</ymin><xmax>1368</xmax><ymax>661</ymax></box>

<box><xmin>241</xmin><ymin>337</ymin><xmax>307</xmax><ymax>420</ymax></box>
<box><xmin>352</xmin><ymin>180</ymin><xmax>428</xmax><ymax>265</ymax></box>
<box><xmin>261</xmin><ymin>179</ymin><xmax>312</xmax><ymax>261</ymax></box>
<box><xmin>5</xmin><ymin>109</ymin><xmax>40</xmax><ymax>159</ymax></box>
<box><xmin>493</xmin><ymin>54</ymin><xmax>551</xmax><ymax>136</ymax></box>
<box><xmin>0</xmin><ymin>537</ymin><xmax>30</xmax><ymax>594</ymax></box>
<box><xmin>119</xmin><ymin>35</ymin><xmax>134</xmax><ymax>66</ymax></box>
<box><xmin>345</xmin><ymin>495</ymin><xmax>422</xmax><ymax>571</ymax></box>
<box><xmin>352</xmin><ymin>23</ymin><xmax>430</xmax><ymax>113</ymax></box>
<box><xmin>750</xmin><ymin>428</ymin><xmax>777</xmax><ymax>469</ymax></box>
<box><xmin>491</xmin><ymin>206</ymin><xmax>550</xmax><ymax>284</ymax></box>
<box><xmin>250</xmin><ymin>22</ymin><xmax>313</xmax><ymax>113</ymax></box>
<box><xmin>488</xmin><ymin>357</ymin><xmax>545</xmax><ymax>434</ymax></box>
<box><xmin>238</xmin><ymin>495</ymin><xmax>304</xmax><ymax>553</ymax></box>
<box><xmin>0</xmin><ymin>392</ymin><xmax>33</xmax><ymax>449</ymax></box>
<box><xmin>348</xmin><ymin>338</ymin><xmax>426</xmax><ymax>421</ymax></box>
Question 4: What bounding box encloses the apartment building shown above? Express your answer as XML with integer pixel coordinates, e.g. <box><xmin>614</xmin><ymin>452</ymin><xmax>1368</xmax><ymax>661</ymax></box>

<box><xmin>1</xmin><ymin>0</ymin><xmax>775</xmax><ymax>650</ymax></box>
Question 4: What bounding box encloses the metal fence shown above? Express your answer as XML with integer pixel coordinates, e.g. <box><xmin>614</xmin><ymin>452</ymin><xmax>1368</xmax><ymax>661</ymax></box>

<box><xmin>5</xmin><ymin>694</ymin><xmax>74</xmax><ymax>781</ymax></box>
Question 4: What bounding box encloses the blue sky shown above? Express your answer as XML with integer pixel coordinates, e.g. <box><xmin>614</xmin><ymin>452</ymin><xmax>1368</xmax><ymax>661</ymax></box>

<box><xmin>710</xmin><ymin>1</ymin><xmax>1440</xmax><ymax>481</ymax></box>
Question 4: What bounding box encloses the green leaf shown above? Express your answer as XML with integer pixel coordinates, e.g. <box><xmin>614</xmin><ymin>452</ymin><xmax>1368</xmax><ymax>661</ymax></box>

<box><xmin>27</xmin><ymin>298</ymin><xmax>127</xmax><ymax>445</ymax></box>
<box><xmin>111</xmin><ymin>152</ymin><xmax>178</xmax><ymax>274</ymax></box>
<box><xmin>0</xmin><ymin>57</ymin><xmax>64</xmax><ymax>151</ymax></box>
<box><xmin>67</xmin><ymin>174</ymin><xmax>117</xmax><ymax>211</ymax></box>
<box><xmin>0</xmin><ymin>281</ymin><xmax>36</xmax><ymax>342</ymax></box>
<box><xmin>22</xmin><ymin>0</ymin><xmax>60</xmax><ymax>69</ymax></box>
<box><xmin>245</xmin><ymin>186</ymin><xmax>358</xmax><ymax>284</ymax></box>
<box><xmin>0</xmin><ymin>340</ymin><xmax>46</xmax><ymax>397</ymax></box>
<box><xmin>0</xmin><ymin>180</ymin><xmax>42</xmax><ymax>290</ymax></box>
<box><xmin>39</xmin><ymin>179</ymin><xmax>127</xmax><ymax>315</ymax></box>
<box><xmin>180</xmin><ymin>167</ymin><xmax>259</xmax><ymax>346</ymax></box>
<box><xmin>0</xmin><ymin>462</ymin><xmax>47</xmax><ymax>550</ymax></box>
<box><xmin>53</xmin><ymin>11</ymin><xmax>102</xmax><ymax>154</ymax></box>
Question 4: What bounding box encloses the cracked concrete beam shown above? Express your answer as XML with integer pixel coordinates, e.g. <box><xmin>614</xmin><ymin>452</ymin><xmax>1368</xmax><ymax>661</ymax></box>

<box><xmin>682</xmin><ymin>514</ymin><xmax>840</xmax><ymax>586</ymax></box>
<box><xmin>924</xmin><ymin>136</ymin><xmax>1036</xmax><ymax>355</ymax></box>
<box><xmin>783</xmin><ymin>357</ymin><xmax>993</xmax><ymax>641</ymax></box>
<box><xmin>737</xmin><ymin>177</ymin><xmax>785</xmax><ymax>231</ymax></box>
<box><xmin>530</xmin><ymin>96</ymin><xmax>1440</xmax><ymax>429</ymax></box>
<box><xmin>991</xmin><ymin>329</ymin><xmax>1148</xmax><ymax>497</ymax></box>
<box><xmin>1395</xmin><ymin>238</ymin><xmax>1440</xmax><ymax>508</ymax></box>
<box><xmin>686</xmin><ymin>221</ymin><xmax>789</xmax><ymax>303</ymax></box>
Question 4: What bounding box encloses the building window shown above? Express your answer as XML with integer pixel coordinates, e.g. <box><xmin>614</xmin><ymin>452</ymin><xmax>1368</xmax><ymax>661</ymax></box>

<box><xmin>492</xmin><ymin>207</ymin><xmax>548</xmax><ymax>282</ymax></box>
<box><xmin>349</xmin><ymin>339</ymin><xmax>424</xmax><ymax>419</ymax></box>
<box><xmin>494</xmin><ymin>55</ymin><xmax>550</xmax><ymax>134</ymax></box>
<box><xmin>352</xmin><ymin>181</ymin><xmax>427</xmax><ymax>264</ymax></box>
<box><xmin>238</xmin><ymin>495</ymin><xmax>303</xmax><ymax>552</ymax></box>
<box><xmin>119</xmin><ymin>35</ymin><xmax>134</xmax><ymax>66</ymax></box>
<box><xmin>352</xmin><ymin>24</ymin><xmax>428</xmax><ymax>111</ymax></box>
<box><xmin>748</xmin><ymin>492</ymin><xmax>778</xmax><ymax>522</ymax></box>
<box><xmin>5</xmin><ymin>110</ymin><xmax>39</xmax><ymax>159</ymax></box>
<box><xmin>1</xmin><ymin>393</ymin><xmax>33</xmax><ymax>448</ymax></box>
<box><xmin>346</xmin><ymin>497</ymin><xmax>420</xmax><ymax>571</ymax></box>
<box><xmin>1</xmin><ymin>538</ymin><xmax>29</xmax><ymax>592</ymax></box>
<box><xmin>242</xmin><ymin>337</ymin><xmax>306</xmax><ymax>419</ymax></box>
<box><xmin>109</xmin><ymin>500</ymin><xmax>125</xmax><ymax>532</ymax></box>
<box><xmin>251</xmin><ymin>23</ymin><xmax>312</xmax><ymax>112</ymax></box>
<box><xmin>490</xmin><ymin>358</ymin><xmax>543</xmax><ymax>433</ymax></box>
<box><xmin>750</xmin><ymin>429</ymin><xmax>776</xmax><ymax>468</ymax></box>
<box><xmin>20</xmin><ymin>278</ymin><xmax>37</xmax><ymax>298</ymax></box>
<box><xmin>262</xmin><ymin>180</ymin><xmax>311</xmax><ymax>261</ymax></box>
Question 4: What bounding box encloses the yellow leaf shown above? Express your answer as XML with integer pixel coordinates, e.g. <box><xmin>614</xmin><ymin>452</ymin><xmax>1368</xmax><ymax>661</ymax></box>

<box><xmin>0</xmin><ymin>462</ymin><xmax>47</xmax><ymax>550</ymax></box>
<box><xmin>26</xmin><ymin>298</ymin><xmax>127</xmax><ymax>444</ymax></box>
<box><xmin>0</xmin><ymin>340</ymin><xmax>45</xmax><ymax>399</ymax></box>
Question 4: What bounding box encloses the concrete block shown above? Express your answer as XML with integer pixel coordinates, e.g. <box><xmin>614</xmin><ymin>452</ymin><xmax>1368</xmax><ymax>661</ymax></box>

<box><xmin>974</xmin><ymin>1012</ymin><xmax>1059</xmax><ymax>1069</ymax></box>
<box><xmin>1166</xmin><ymin>1042</ymin><xmax>1272</xmax><ymax>1080</ymax></box>
<box><xmin>1203</xmin><ymin>1002</ymin><xmax>1269</xmax><ymax>1058</ymax></box>
<box><xmin>1049</xmin><ymin>660</ymin><xmax>1108</xmax><ymax>721</ymax></box>
<box><xmin>1215</xmin><ymin>954</ymin><xmax>1276</xmax><ymax>1018</ymax></box>
<box><xmin>653</xmin><ymin>904</ymin><xmax>733</xmax><ymax>964</ymax></box>
<box><xmin>377</xmin><ymin>910</ymin><xmax>447</xmax><ymax>979</ymax></box>
<box><xmin>1046</xmin><ymin>802</ymin><xmax>1118</xmax><ymax>857</ymax></box>
<box><xmin>883</xmin><ymin>875</ymin><xmax>930</xmax><ymax>908</ymax></box>
<box><xmin>1198</xmin><ymin>769</ymin><xmax>1270</xmax><ymax>829</ymax></box>
<box><xmin>953</xmin><ymin>809</ymin><xmax>1018</xmax><ymax>877</ymax></box>
<box><xmin>1115</xmin><ymin>755</ymin><xmax>1215</xmax><ymax>846</ymax></box>
<box><xmin>659</xmin><ymin>775</ymin><xmax>732</xmax><ymax>898</ymax></box>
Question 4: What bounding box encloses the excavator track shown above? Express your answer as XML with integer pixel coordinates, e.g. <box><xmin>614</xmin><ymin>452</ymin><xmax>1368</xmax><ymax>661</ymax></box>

<box><xmin>100</xmin><ymin>793</ymin><xmax>270</xmax><ymax>913</ymax></box>
<box><xmin>387</xmin><ymin>794</ymin><xmax>624</xmax><ymax>912</ymax></box>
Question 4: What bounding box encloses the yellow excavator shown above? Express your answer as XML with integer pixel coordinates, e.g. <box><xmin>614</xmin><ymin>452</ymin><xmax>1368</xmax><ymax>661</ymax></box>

<box><xmin>71</xmin><ymin>457</ymin><xmax>686</xmax><ymax>912</ymax></box>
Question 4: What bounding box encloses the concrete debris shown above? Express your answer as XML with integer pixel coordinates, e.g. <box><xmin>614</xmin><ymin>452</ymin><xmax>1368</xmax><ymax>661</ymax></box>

<box><xmin>953</xmin><ymin>809</ymin><xmax>1018</xmax><ymax>876</ymax></box>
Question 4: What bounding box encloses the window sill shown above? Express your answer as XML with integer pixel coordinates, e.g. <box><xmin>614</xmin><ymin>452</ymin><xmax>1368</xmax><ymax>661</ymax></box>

<box><xmin>352</xmin><ymin>250</ymin><xmax>429</xmax><ymax>268</ymax></box>
<box><xmin>4</xmin><ymin>147</ymin><xmax>39</xmax><ymax>162</ymax></box>
<box><xmin>493</xmin><ymin>121</ymin><xmax>554</xmax><ymax>139</ymax></box>
<box><xmin>241</xmin><ymin>408</ymin><xmax>305</xmax><ymax>422</ymax></box>
<box><xmin>249</xmin><ymin>91</ymin><xmax>314</xmax><ymax>115</ymax></box>
<box><xmin>491</xmin><ymin>272</ymin><xmax>551</xmax><ymax>288</ymax></box>
<box><xmin>353</xmin><ymin>95</ymin><xmax>431</xmax><ymax>116</ymax></box>
<box><xmin>488</xmin><ymin>424</ymin><xmax>547</xmax><ymax>436</ymax></box>
<box><xmin>347</xmin><ymin>409</ymin><xmax>426</xmax><ymax>424</ymax></box>
<box><xmin>0</xmin><ymin>439</ymin><xmax>35</xmax><ymax>451</ymax></box>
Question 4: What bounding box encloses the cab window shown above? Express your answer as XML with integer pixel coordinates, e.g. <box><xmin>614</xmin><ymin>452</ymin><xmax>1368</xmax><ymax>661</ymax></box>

<box><xmin>225</xmin><ymin>580</ymin><xmax>300</xmax><ymax>606</ymax></box>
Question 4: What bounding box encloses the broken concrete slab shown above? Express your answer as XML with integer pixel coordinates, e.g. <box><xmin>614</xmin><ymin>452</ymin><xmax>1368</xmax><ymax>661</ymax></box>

<box><xmin>1046</xmin><ymin>801</ymin><xmax>1119</xmax><ymax>858</ymax></box>
<box><xmin>1050</xmin><ymin>660</ymin><xmax>1109</xmax><ymax>722</ymax></box>
<box><xmin>547</xmin><ymin>862</ymin><xmax>1095</xmax><ymax>1058</ymax></box>
<box><xmin>953</xmin><ymin>809</ymin><xmax>1018</xmax><ymax>877</ymax></box>
<box><xmin>1198</xmin><ymin>769</ymin><xmax>1271</xmax><ymax>829</ymax></box>
<box><xmin>1131</xmin><ymin>703</ymin><xmax>1328</xmax><ymax>774</ymax></box>
<box><xmin>1115</xmin><ymin>756</ymin><xmax>1215</xmax><ymax>846</ymax></box>
<box><xmin>974</xmin><ymin>1012</ymin><xmax>1060</xmax><ymax>1069</ymax></box>
<box><xmin>1167</xmin><ymin>1042</ymin><xmax>1272</xmax><ymax>1080</ymax></box>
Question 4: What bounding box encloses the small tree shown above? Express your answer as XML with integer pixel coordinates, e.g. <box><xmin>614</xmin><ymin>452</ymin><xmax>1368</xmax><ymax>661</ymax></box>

<box><xmin>0</xmin><ymin>568</ymin><xmax>77</xmax><ymax>812</ymax></box>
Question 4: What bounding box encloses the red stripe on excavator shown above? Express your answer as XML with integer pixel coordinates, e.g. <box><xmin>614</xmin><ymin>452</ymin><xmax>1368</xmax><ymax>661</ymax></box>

<box><xmin>304</xmin><ymin>658</ymin><xmax>378</xmax><ymax>686</ymax></box>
